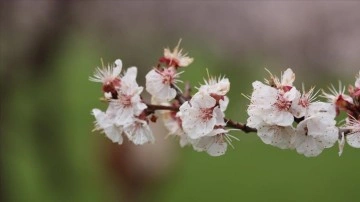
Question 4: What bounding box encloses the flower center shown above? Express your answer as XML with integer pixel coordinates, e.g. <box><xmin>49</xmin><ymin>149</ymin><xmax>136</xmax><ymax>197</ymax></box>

<box><xmin>275</xmin><ymin>95</ymin><xmax>292</xmax><ymax>111</ymax></box>
<box><xmin>162</xmin><ymin>69</ymin><xmax>175</xmax><ymax>85</ymax></box>
<box><xmin>299</xmin><ymin>97</ymin><xmax>310</xmax><ymax>108</ymax></box>
<box><xmin>199</xmin><ymin>108</ymin><xmax>213</xmax><ymax>121</ymax></box>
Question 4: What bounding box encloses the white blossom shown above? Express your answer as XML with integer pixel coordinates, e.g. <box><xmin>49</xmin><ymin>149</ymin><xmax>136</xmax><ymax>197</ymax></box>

<box><xmin>162</xmin><ymin>110</ymin><xmax>183</xmax><ymax>136</ymax></box>
<box><xmin>198</xmin><ymin>75</ymin><xmax>230</xmax><ymax>111</ymax></box>
<box><xmin>349</xmin><ymin>71</ymin><xmax>360</xmax><ymax>98</ymax></box>
<box><xmin>292</xmin><ymin>102</ymin><xmax>338</xmax><ymax>157</ymax></box>
<box><xmin>247</xmin><ymin>81</ymin><xmax>300</xmax><ymax>127</ymax></box>
<box><xmin>265</xmin><ymin>68</ymin><xmax>295</xmax><ymax>90</ymax></box>
<box><xmin>159</xmin><ymin>102</ymin><xmax>191</xmax><ymax>147</ymax></box>
<box><xmin>145</xmin><ymin>67</ymin><xmax>183</xmax><ymax>101</ymax></box>
<box><xmin>198</xmin><ymin>76</ymin><xmax>230</xmax><ymax>96</ymax></box>
<box><xmin>290</xmin><ymin>87</ymin><xmax>317</xmax><ymax>118</ymax></box>
<box><xmin>160</xmin><ymin>40</ymin><xmax>193</xmax><ymax>68</ymax></box>
<box><xmin>89</xmin><ymin>59</ymin><xmax>122</xmax><ymax>83</ymax></box>
<box><xmin>279</xmin><ymin>68</ymin><xmax>295</xmax><ymax>88</ymax></box>
<box><xmin>347</xmin><ymin>133</ymin><xmax>360</xmax><ymax>148</ymax></box>
<box><xmin>246</xmin><ymin>115</ymin><xmax>264</xmax><ymax>129</ymax></box>
<box><xmin>322</xmin><ymin>82</ymin><xmax>353</xmax><ymax>109</ymax></box>
<box><xmin>92</xmin><ymin>107</ymin><xmax>124</xmax><ymax>144</ymax></box>
<box><xmin>257</xmin><ymin>123</ymin><xmax>295</xmax><ymax>149</ymax></box>
<box><xmin>124</xmin><ymin>118</ymin><xmax>155</xmax><ymax>145</ymax></box>
<box><xmin>192</xmin><ymin>129</ymin><xmax>228</xmax><ymax>157</ymax></box>
<box><xmin>191</xmin><ymin>128</ymin><xmax>238</xmax><ymax>157</ymax></box>
<box><xmin>343</xmin><ymin>118</ymin><xmax>360</xmax><ymax>148</ymax></box>
<box><xmin>113</xmin><ymin>67</ymin><xmax>147</xmax><ymax>125</ymax></box>
<box><xmin>179</xmin><ymin>93</ymin><xmax>226</xmax><ymax>139</ymax></box>
<box><xmin>355</xmin><ymin>71</ymin><xmax>360</xmax><ymax>89</ymax></box>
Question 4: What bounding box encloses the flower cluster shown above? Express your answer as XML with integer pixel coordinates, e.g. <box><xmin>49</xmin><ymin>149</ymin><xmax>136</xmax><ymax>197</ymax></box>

<box><xmin>176</xmin><ymin>76</ymin><xmax>236</xmax><ymax>156</ymax></box>
<box><xmin>146</xmin><ymin>40</ymin><xmax>192</xmax><ymax>102</ymax></box>
<box><xmin>90</xmin><ymin>61</ymin><xmax>154</xmax><ymax>145</ymax></box>
<box><xmin>322</xmin><ymin>72</ymin><xmax>360</xmax><ymax>155</ymax></box>
<box><xmin>90</xmin><ymin>41</ymin><xmax>360</xmax><ymax>158</ymax></box>
<box><xmin>247</xmin><ymin>69</ymin><xmax>338</xmax><ymax>157</ymax></box>
<box><xmin>145</xmin><ymin>41</ymin><xmax>236</xmax><ymax>156</ymax></box>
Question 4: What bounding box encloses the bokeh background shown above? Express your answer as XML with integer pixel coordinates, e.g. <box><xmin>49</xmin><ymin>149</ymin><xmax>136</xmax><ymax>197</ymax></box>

<box><xmin>1</xmin><ymin>1</ymin><xmax>360</xmax><ymax>202</ymax></box>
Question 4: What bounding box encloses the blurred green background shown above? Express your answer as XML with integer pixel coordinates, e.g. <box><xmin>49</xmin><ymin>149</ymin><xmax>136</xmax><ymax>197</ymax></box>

<box><xmin>1</xmin><ymin>1</ymin><xmax>360</xmax><ymax>202</ymax></box>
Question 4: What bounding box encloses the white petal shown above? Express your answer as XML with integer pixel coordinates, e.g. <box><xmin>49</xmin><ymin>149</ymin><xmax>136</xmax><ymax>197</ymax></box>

<box><xmin>152</xmin><ymin>85</ymin><xmax>176</xmax><ymax>101</ymax></box>
<box><xmin>92</xmin><ymin>108</ymin><xmax>102</xmax><ymax>117</ymax></box>
<box><xmin>122</xmin><ymin>67</ymin><xmax>138</xmax><ymax>83</ymax></box>
<box><xmin>179</xmin><ymin>94</ymin><xmax>219</xmax><ymax>139</ymax></box>
<box><xmin>178</xmin><ymin>57</ymin><xmax>194</xmax><ymax>67</ymax></box>
<box><xmin>264</xmin><ymin>110</ymin><xmax>294</xmax><ymax>127</ymax></box>
<box><xmin>189</xmin><ymin>117</ymin><xmax>217</xmax><ymax>139</ymax></box>
<box><xmin>283</xmin><ymin>87</ymin><xmax>299</xmax><ymax>101</ymax></box>
<box><xmin>104</xmin><ymin>92</ymin><xmax>112</xmax><ymax>99</ymax></box>
<box><xmin>104</xmin><ymin>125</ymin><xmax>123</xmax><ymax>144</ymax></box>
<box><xmin>114</xmin><ymin>59</ymin><xmax>122</xmax><ymax>68</ymax></box>
<box><xmin>192</xmin><ymin>134</ymin><xmax>228</xmax><ymax>156</ymax></box>
<box><xmin>216</xmin><ymin>78</ymin><xmax>230</xmax><ymax>96</ymax></box>
<box><xmin>192</xmin><ymin>93</ymin><xmax>216</xmax><ymax>109</ymax></box>
<box><xmin>192</xmin><ymin>136</ymin><xmax>213</xmax><ymax>151</ymax></box>
<box><xmin>179</xmin><ymin>135</ymin><xmax>193</xmax><ymax>147</ymax></box>
<box><xmin>124</xmin><ymin>120</ymin><xmax>155</xmax><ymax>145</ymax></box>
<box><xmin>115</xmin><ymin>107</ymin><xmax>135</xmax><ymax>125</ymax></box>
<box><xmin>93</xmin><ymin>108</ymin><xmax>112</xmax><ymax>129</ymax></box>
<box><xmin>207</xmin><ymin>142</ymin><xmax>227</xmax><ymax>157</ymax></box>
<box><xmin>246</xmin><ymin>115</ymin><xmax>263</xmax><ymax>129</ymax></box>
<box><xmin>112</xmin><ymin>66</ymin><xmax>122</xmax><ymax>78</ymax></box>
<box><xmin>213</xmin><ymin>107</ymin><xmax>226</xmax><ymax>126</ymax></box>
<box><xmin>307</xmin><ymin>102</ymin><xmax>336</xmax><ymax>118</ymax></box>
<box><xmin>257</xmin><ymin>124</ymin><xmax>295</xmax><ymax>149</ymax></box>
<box><xmin>134</xmin><ymin>102</ymin><xmax>147</xmax><ymax>115</ymax></box>
<box><xmin>290</xmin><ymin>100</ymin><xmax>306</xmax><ymax>118</ymax></box>
<box><xmin>146</xmin><ymin>69</ymin><xmax>176</xmax><ymax>101</ymax></box>
<box><xmin>219</xmin><ymin>96</ymin><xmax>229</xmax><ymax>112</ymax></box>
<box><xmin>295</xmin><ymin>135</ymin><xmax>323</xmax><ymax>157</ymax></box>
<box><xmin>251</xmin><ymin>81</ymin><xmax>278</xmax><ymax>102</ymax></box>
<box><xmin>179</xmin><ymin>101</ymin><xmax>191</xmax><ymax>112</ymax></box>
<box><xmin>347</xmin><ymin>132</ymin><xmax>360</xmax><ymax>148</ymax></box>
<box><xmin>92</xmin><ymin>108</ymin><xmax>124</xmax><ymax>144</ymax></box>
<box><xmin>293</xmin><ymin>117</ymin><xmax>338</xmax><ymax>157</ymax></box>
<box><xmin>355</xmin><ymin>75</ymin><xmax>360</xmax><ymax>88</ymax></box>
<box><xmin>281</xmin><ymin>68</ymin><xmax>295</xmax><ymax>86</ymax></box>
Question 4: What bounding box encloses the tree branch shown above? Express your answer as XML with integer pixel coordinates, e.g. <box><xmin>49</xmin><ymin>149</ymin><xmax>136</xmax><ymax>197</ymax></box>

<box><xmin>145</xmin><ymin>104</ymin><xmax>179</xmax><ymax>115</ymax></box>
<box><xmin>225</xmin><ymin>118</ymin><xmax>257</xmax><ymax>133</ymax></box>
<box><xmin>144</xmin><ymin>102</ymin><xmax>258</xmax><ymax>134</ymax></box>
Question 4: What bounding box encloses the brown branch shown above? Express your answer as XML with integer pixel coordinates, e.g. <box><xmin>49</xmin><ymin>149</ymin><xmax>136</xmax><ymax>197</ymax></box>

<box><xmin>145</xmin><ymin>104</ymin><xmax>179</xmax><ymax>115</ymax></box>
<box><xmin>224</xmin><ymin>118</ymin><xmax>257</xmax><ymax>133</ymax></box>
<box><xmin>146</xmin><ymin>104</ymin><xmax>179</xmax><ymax>111</ymax></box>
<box><xmin>144</xmin><ymin>101</ymin><xmax>258</xmax><ymax>134</ymax></box>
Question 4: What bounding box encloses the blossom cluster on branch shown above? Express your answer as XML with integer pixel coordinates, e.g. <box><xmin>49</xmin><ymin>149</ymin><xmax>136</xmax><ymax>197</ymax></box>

<box><xmin>90</xmin><ymin>41</ymin><xmax>360</xmax><ymax>157</ymax></box>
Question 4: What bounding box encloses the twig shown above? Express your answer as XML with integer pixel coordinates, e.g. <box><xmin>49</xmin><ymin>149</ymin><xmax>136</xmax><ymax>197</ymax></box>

<box><xmin>225</xmin><ymin>118</ymin><xmax>257</xmax><ymax>133</ymax></box>
<box><xmin>145</xmin><ymin>104</ymin><xmax>179</xmax><ymax>115</ymax></box>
